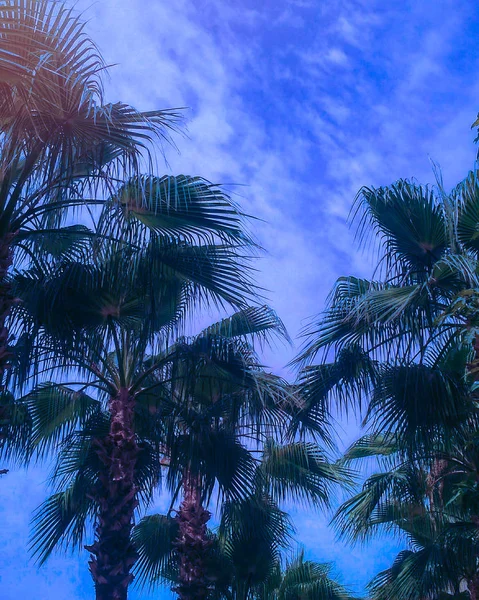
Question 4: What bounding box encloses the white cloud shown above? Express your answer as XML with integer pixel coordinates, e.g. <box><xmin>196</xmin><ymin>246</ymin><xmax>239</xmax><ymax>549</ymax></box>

<box><xmin>324</xmin><ymin>48</ymin><xmax>349</xmax><ymax>67</ymax></box>
<box><xmin>5</xmin><ymin>0</ymin><xmax>479</xmax><ymax>596</ymax></box>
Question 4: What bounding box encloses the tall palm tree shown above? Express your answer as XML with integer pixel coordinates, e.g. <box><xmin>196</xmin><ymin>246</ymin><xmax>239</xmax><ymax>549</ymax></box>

<box><xmin>133</xmin><ymin>457</ymin><xmax>350</xmax><ymax>600</ymax></box>
<box><xmin>0</xmin><ymin>0</ymin><xmax>179</xmax><ymax>388</ymax></box>
<box><xmin>23</xmin><ymin>300</ymin><xmax>345</xmax><ymax>600</ymax></box>
<box><xmin>131</xmin><ymin>307</ymin><xmax>293</xmax><ymax>600</ymax></box>
<box><xmin>291</xmin><ymin>168</ymin><xmax>479</xmax><ymax>599</ymax></box>
<box><xmin>123</xmin><ymin>303</ymin><xmax>347</xmax><ymax>600</ymax></box>
<box><xmin>157</xmin><ymin>322</ymin><xmax>290</xmax><ymax>600</ymax></box>
<box><xmin>24</xmin><ymin>307</ymin><xmax>291</xmax><ymax>598</ymax></box>
<box><xmin>291</xmin><ymin>174</ymin><xmax>479</xmax><ymax>596</ymax></box>
<box><xmin>4</xmin><ymin>178</ymin><xmax>259</xmax><ymax>599</ymax></box>
<box><xmin>291</xmin><ymin>169</ymin><xmax>479</xmax><ymax>481</ymax></box>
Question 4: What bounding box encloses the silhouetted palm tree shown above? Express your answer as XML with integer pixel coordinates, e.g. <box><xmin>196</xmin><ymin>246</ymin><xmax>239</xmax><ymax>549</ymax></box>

<box><xmin>0</xmin><ymin>0</ymin><xmax>179</xmax><ymax>388</ymax></box>
<box><xmin>6</xmin><ymin>176</ymin><xmax>258</xmax><ymax>599</ymax></box>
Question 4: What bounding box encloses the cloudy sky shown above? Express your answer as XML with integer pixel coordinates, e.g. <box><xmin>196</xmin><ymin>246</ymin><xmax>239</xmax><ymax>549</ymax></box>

<box><xmin>2</xmin><ymin>0</ymin><xmax>479</xmax><ymax>598</ymax></box>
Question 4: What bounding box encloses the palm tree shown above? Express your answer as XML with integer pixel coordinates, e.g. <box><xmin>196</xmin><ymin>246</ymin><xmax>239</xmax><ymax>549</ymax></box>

<box><xmin>23</xmin><ymin>297</ymin><xmax>346</xmax><ymax>600</ymax></box>
<box><xmin>0</xmin><ymin>0</ymin><xmax>180</xmax><ymax>388</ymax></box>
<box><xmin>333</xmin><ymin>430</ymin><xmax>479</xmax><ymax>600</ymax></box>
<box><xmin>4</xmin><ymin>176</ymin><xmax>260</xmax><ymax>599</ymax></box>
<box><xmin>289</xmin><ymin>173</ymin><xmax>479</xmax><ymax>571</ymax></box>
<box><xmin>295</xmin><ymin>174</ymin><xmax>479</xmax><ymax>426</ymax></box>
<box><xmin>135</xmin><ymin>308</ymin><xmax>293</xmax><ymax>600</ymax></box>
<box><xmin>123</xmin><ymin>303</ymin><xmax>347</xmax><ymax>600</ymax></box>
<box><xmin>133</xmin><ymin>460</ymin><xmax>351</xmax><ymax>600</ymax></box>
<box><xmin>291</xmin><ymin>168</ymin><xmax>479</xmax><ymax>599</ymax></box>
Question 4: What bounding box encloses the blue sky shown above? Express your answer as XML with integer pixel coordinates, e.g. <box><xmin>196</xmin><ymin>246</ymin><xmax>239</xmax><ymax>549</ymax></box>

<box><xmin>2</xmin><ymin>0</ymin><xmax>479</xmax><ymax>597</ymax></box>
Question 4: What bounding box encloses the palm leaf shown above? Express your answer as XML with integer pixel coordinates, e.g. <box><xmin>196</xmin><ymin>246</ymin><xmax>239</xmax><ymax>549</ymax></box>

<box><xmin>279</xmin><ymin>553</ymin><xmax>353</xmax><ymax>600</ymax></box>
<box><xmin>29</xmin><ymin>471</ymin><xmax>96</xmax><ymax>565</ymax></box>
<box><xmin>23</xmin><ymin>383</ymin><xmax>101</xmax><ymax>459</ymax></box>
<box><xmin>132</xmin><ymin>514</ymin><xmax>178</xmax><ymax>589</ymax></box>
<box><xmin>353</xmin><ymin>181</ymin><xmax>447</xmax><ymax>275</ymax></box>
<box><xmin>99</xmin><ymin>175</ymin><xmax>254</xmax><ymax>245</ymax></box>
<box><xmin>198</xmin><ymin>305</ymin><xmax>289</xmax><ymax>345</ymax></box>
<box><xmin>261</xmin><ymin>439</ymin><xmax>350</xmax><ymax>508</ymax></box>
<box><xmin>220</xmin><ymin>494</ymin><xmax>293</xmax><ymax>588</ymax></box>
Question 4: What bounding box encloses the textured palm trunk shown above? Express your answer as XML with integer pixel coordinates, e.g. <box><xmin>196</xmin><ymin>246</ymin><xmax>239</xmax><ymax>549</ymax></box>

<box><xmin>173</xmin><ymin>470</ymin><xmax>213</xmax><ymax>600</ymax></box>
<box><xmin>468</xmin><ymin>575</ymin><xmax>479</xmax><ymax>600</ymax></box>
<box><xmin>426</xmin><ymin>458</ymin><xmax>447</xmax><ymax>513</ymax></box>
<box><xmin>86</xmin><ymin>388</ymin><xmax>139</xmax><ymax>600</ymax></box>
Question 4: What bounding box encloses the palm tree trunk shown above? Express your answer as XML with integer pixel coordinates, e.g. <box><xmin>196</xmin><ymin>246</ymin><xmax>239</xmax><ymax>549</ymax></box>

<box><xmin>86</xmin><ymin>388</ymin><xmax>139</xmax><ymax>600</ymax></box>
<box><xmin>173</xmin><ymin>470</ymin><xmax>213</xmax><ymax>600</ymax></box>
<box><xmin>468</xmin><ymin>575</ymin><xmax>479</xmax><ymax>600</ymax></box>
<box><xmin>426</xmin><ymin>457</ymin><xmax>447</xmax><ymax>513</ymax></box>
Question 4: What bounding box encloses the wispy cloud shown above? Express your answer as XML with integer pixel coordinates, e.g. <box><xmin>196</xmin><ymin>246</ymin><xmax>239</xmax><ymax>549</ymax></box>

<box><xmin>4</xmin><ymin>0</ymin><xmax>479</xmax><ymax>596</ymax></box>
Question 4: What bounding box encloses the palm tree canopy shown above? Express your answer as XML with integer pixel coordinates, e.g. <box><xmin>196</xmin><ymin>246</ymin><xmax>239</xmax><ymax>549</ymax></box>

<box><xmin>0</xmin><ymin>0</ymin><xmax>179</xmax><ymax>174</ymax></box>
<box><xmin>292</xmin><ymin>168</ymin><xmax>479</xmax><ymax>468</ymax></box>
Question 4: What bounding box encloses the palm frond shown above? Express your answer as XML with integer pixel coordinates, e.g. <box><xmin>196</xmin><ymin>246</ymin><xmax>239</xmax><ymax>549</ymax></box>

<box><xmin>167</xmin><ymin>429</ymin><xmax>257</xmax><ymax>503</ymax></box>
<box><xmin>29</xmin><ymin>472</ymin><xmax>96</xmax><ymax>565</ymax></box>
<box><xmin>333</xmin><ymin>465</ymin><xmax>426</xmax><ymax>543</ymax></box>
<box><xmin>132</xmin><ymin>514</ymin><xmax>178</xmax><ymax>589</ymax></box>
<box><xmin>353</xmin><ymin>181</ymin><xmax>447</xmax><ymax>276</ymax></box>
<box><xmin>198</xmin><ymin>305</ymin><xmax>290</xmax><ymax>346</ymax></box>
<box><xmin>279</xmin><ymin>553</ymin><xmax>354</xmax><ymax>600</ymax></box>
<box><xmin>341</xmin><ymin>433</ymin><xmax>399</xmax><ymax>465</ymax></box>
<box><xmin>220</xmin><ymin>494</ymin><xmax>293</xmax><ymax>588</ymax></box>
<box><xmin>24</xmin><ymin>383</ymin><xmax>101</xmax><ymax>460</ymax></box>
<box><xmin>99</xmin><ymin>175</ymin><xmax>255</xmax><ymax>246</ymax></box>
<box><xmin>368</xmin><ymin>363</ymin><xmax>474</xmax><ymax>455</ymax></box>
<box><xmin>261</xmin><ymin>439</ymin><xmax>350</xmax><ymax>508</ymax></box>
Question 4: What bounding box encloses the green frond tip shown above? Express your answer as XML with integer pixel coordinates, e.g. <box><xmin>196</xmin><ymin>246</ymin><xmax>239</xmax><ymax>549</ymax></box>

<box><xmin>132</xmin><ymin>514</ymin><xmax>178</xmax><ymax>590</ymax></box>
<box><xmin>193</xmin><ymin>306</ymin><xmax>290</xmax><ymax>355</ymax></box>
<box><xmin>261</xmin><ymin>439</ymin><xmax>352</xmax><ymax>508</ymax></box>
<box><xmin>105</xmin><ymin>174</ymin><xmax>257</xmax><ymax>245</ymax></box>
<box><xmin>29</xmin><ymin>473</ymin><xmax>95</xmax><ymax>565</ymax></box>
<box><xmin>279</xmin><ymin>553</ymin><xmax>355</xmax><ymax>600</ymax></box>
